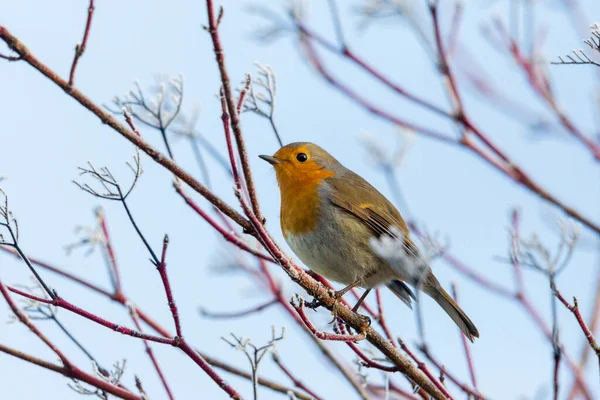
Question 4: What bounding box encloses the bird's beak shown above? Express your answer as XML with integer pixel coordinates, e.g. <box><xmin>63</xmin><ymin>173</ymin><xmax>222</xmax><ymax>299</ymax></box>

<box><xmin>259</xmin><ymin>155</ymin><xmax>282</xmax><ymax>165</ymax></box>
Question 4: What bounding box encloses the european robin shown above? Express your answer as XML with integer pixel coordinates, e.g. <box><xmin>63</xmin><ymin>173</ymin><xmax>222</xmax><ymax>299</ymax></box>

<box><xmin>260</xmin><ymin>142</ymin><xmax>479</xmax><ymax>342</ymax></box>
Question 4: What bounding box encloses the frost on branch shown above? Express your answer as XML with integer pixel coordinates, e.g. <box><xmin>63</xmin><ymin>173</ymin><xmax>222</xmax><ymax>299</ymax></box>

<box><xmin>237</xmin><ymin>62</ymin><xmax>284</xmax><ymax>147</ymax></box>
<box><xmin>6</xmin><ymin>278</ymin><xmax>56</xmax><ymax>324</ymax></box>
<box><xmin>222</xmin><ymin>326</ymin><xmax>285</xmax><ymax>398</ymax></box>
<box><xmin>105</xmin><ymin>75</ymin><xmax>184</xmax><ymax>159</ymax></box>
<box><xmin>552</xmin><ymin>22</ymin><xmax>600</xmax><ymax>68</ymax></box>
<box><xmin>68</xmin><ymin>360</ymin><xmax>127</xmax><ymax>400</ymax></box>
<box><xmin>106</xmin><ymin>75</ymin><xmax>184</xmax><ymax>133</ymax></box>
<box><xmin>240</xmin><ymin>63</ymin><xmax>277</xmax><ymax>119</ymax></box>
<box><xmin>509</xmin><ymin>217</ymin><xmax>580</xmax><ymax>278</ymax></box>
<box><xmin>73</xmin><ymin>150</ymin><xmax>143</xmax><ymax>201</ymax></box>
<box><xmin>248</xmin><ymin>0</ymin><xmax>308</xmax><ymax>43</ymax></box>
<box><xmin>0</xmin><ymin>187</ymin><xmax>18</xmax><ymax>245</ymax></box>
<box><xmin>355</xmin><ymin>0</ymin><xmax>417</xmax><ymax>24</ymax></box>
<box><xmin>361</xmin><ymin>128</ymin><xmax>415</xmax><ymax>170</ymax></box>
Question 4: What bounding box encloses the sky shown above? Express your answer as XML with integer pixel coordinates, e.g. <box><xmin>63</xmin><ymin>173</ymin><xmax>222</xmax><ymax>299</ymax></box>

<box><xmin>1</xmin><ymin>0</ymin><xmax>600</xmax><ymax>399</ymax></box>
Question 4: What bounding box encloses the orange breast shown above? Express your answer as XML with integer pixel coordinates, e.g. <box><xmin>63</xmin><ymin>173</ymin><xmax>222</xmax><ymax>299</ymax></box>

<box><xmin>277</xmin><ymin>169</ymin><xmax>334</xmax><ymax>238</ymax></box>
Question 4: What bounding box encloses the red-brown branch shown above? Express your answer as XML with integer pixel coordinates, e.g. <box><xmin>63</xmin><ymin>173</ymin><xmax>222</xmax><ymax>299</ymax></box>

<box><xmin>3</xmin><ymin>242</ymin><xmax>359</xmax><ymax>399</ymax></box>
<box><xmin>451</xmin><ymin>284</ymin><xmax>478</xmax><ymax>391</ymax></box>
<box><xmin>447</xmin><ymin>1</ymin><xmax>464</xmax><ymax>57</ymax></box>
<box><xmin>334</xmin><ymin>320</ymin><xmax>397</xmax><ymax>372</ymax></box>
<box><xmin>254</xmin><ymin>262</ymin><xmax>372</xmax><ymax>400</ymax></box>
<box><xmin>0</xmin><ymin>248</ymin><xmax>323</xmax><ymax>400</ymax></box>
<box><xmin>409</xmin><ymin>224</ymin><xmax>513</xmax><ymax>298</ymax></box>
<box><xmin>492</xmin><ymin>18</ymin><xmax>600</xmax><ymax>162</ymax></box>
<box><xmin>0</xmin><ymin>343</ymin><xmax>142</xmax><ymax>400</ymax></box>
<box><xmin>299</xmin><ymin>35</ymin><xmax>457</xmax><ymax>145</ymax></box>
<box><xmin>0</xmin><ymin>281</ymin><xmax>142</xmax><ymax>400</ymax></box>
<box><xmin>399</xmin><ymin>342</ymin><xmax>455</xmax><ymax>400</ymax></box>
<box><xmin>68</xmin><ymin>0</ymin><xmax>95</xmax><ymax>87</ymax></box>
<box><xmin>237</xmin><ymin>74</ymin><xmax>251</xmax><ymax>114</ymax></box>
<box><xmin>7</xmin><ymin>286</ymin><xmax>174</xmax><ymax>344</ymax></box>
<box><xmin>292</xmin><ymin>298</ymin><xmax>367</xmax><ymax>342</ymax></box>
<box><xmin>128</xmin><ymin>306</ymin><xmax>175</xmax><ymax>400</ymax></box>
<box><xmin>240</xmin><ymin>191</ymin><xmax>446</xmax><ymax>397</ymax></box>
<box><xmin>173</xmin><ymin>182</ymin><xmax>273</xmax><ymax>262</ymax></box>
<box><xmin>508</xmin><ymin>210</ymin><xmax>592</xmax><ymax>399</ymax></box>
<box><xmin>0</xmin><ymin>19</ymin><xmax>449</xmax><ymax>400</ymax></box>
<box><xmin>272</xmin><ymin>355</ymin><xmax>324</xmax><ymax>400</ymax></box>
<box><xmin>368</xmin><ymin>382</ymin><xmax>421</xmax><ymax>400</ymax></box>
<box><xmin>206</xmin><ymin>0</ymin><xmax>264</xmax><ymax>223</ymax></box>
<box><xmin>555</xmin><ymin>292</ymin><xmax>600</xmax><ymax>370</ymax></box>
<box><xmin>0</xmin><ymin>52</ymin><xmax>21</xmax><ymax>61</ymax></box>
<box><xmin>297</xmin><ymin>23</ymin><xmax>453</xmax><ymax>119</ymax></box>
<box><xmin>0</xmin><ymin>26</ymin><xmax>253</xmax><ymax>233</ymax></box>
<box><xmin>375</xmin><ymin>287</ymin><xmax>397</xmax><ymax>346</ymax></box>
<box><xmin>418</xmin><ymin>346</ymin><xmax>487</xmax><ymax>400</ymax></box>
<box><xmin>1</xmin><ymin>245</ymin><xmax>113</xmax><ymax>298</ymax></box>
<box><xmin>7</xmin><ymin>275</ymin><xmax>242</xmax><ymax>399</ymax></box>
<box><xmin>568</xmin><ymin>269</ymin><xmax>600</xmax><ymax>400</ymax></box>
<box><xmin>156</xmin><ymin>235</ymin><xmax>182</xmax><ymax>338</ymax></box>
<box><xmin>296</xmin><ymin>5</ymin><xmax>600</xmax><ymax>236</ymax></box>
<box><xmin>97</xmin><ymin>208</ymin><xmax>122</xmax><ymax>293</ymax></box>
<box><xmin>1</xmin><ymin>283</ymin><xmax>72</xmax><ymax>366</ymax></box>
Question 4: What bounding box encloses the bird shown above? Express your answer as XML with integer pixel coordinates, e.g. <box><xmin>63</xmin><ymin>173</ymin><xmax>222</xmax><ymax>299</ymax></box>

<box><xmin>259</xmin><ymin>142</ymin><xmax>479</xmax><ymax>342</ymax></box>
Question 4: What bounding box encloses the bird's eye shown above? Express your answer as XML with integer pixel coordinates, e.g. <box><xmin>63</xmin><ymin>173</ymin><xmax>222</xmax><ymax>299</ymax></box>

<box><xmin>296</xmin><ymin>153</ymin><xmax>308</xmax><ymax>162</ymax></box>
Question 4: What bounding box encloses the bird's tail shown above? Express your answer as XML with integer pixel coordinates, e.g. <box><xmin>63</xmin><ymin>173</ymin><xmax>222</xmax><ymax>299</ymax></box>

<box><xmin>386</xmin><ymin>280</ymin><xmax>415</xmax><ymax>309</ymax></box>
<box><xmin>422</xmin><ymin>281</ymin><xmax>479</xmax><ymax>342</ymax></box>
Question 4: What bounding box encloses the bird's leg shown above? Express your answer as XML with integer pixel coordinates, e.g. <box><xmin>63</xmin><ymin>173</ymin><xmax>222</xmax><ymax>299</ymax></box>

<box><xmin>333</xmin><ymin>278</ymin><xmax>362</xmax><ymax>300</ymax></box>
<box><xmin>307</xmin><ymin>278</ymin><xmax>362</xmax><ymax>311</ymax></box>
<box><xmin>328</xmin><ymin>278</ymin><xmax>361</xmax><ymax>321</ymax></box>
<box><xmin>328</xmin><ymin>279</ymin><xmax>372</xmax><ymax>329</ymax></box>
<box><xmin>343</xmin><ymin>288</ymin><xmax>373</xmax><ymax>332</ymax></box>
<box><xmin>351</xmin><ymin>288</ymin><xmax>372</xmax><ymax>313</ymax></box>
<box><xmin>308</xmin><ymin>278</ymin><xmax>364</xmax><ymax>311</ymax></box>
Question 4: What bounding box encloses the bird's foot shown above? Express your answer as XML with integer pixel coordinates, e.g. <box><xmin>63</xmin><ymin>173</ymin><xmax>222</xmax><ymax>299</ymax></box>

<box><xmin>305</xmin><ymin>297</ymin><xmax>323</xmax><ymax>310</ymax></box>
<box><xmin>327</xmin><ymin>296</ymin><xmax>371</xmax><ymax>330</ymax></box>
<box><xmin>353</xmin><ymin>314</ymin><xmax>371</xmax><ymax>331</ymax></box>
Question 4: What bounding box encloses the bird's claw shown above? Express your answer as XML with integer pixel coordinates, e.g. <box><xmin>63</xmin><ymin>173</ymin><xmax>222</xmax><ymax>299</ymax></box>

<box><xmin>305</xmin><ymin>297</ymin><xmax>323</xmax><ymax>310</ymax></box>
<box><xmin>354</xmin><ymin>314</ymin><xmax>371</xmax><ymax>330</ymax></box>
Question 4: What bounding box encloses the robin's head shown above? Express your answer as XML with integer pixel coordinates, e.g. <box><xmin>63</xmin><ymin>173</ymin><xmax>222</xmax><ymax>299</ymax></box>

<box><xmin>259</xmin><ymin>142</ymin><xmax>340</xmax><ymax>187</ymax></box>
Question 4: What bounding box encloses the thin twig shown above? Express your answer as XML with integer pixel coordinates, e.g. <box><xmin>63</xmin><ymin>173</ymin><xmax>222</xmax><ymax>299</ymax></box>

<box><xmin>0</xmin><ymin>26</ymin><xmax>252</xmax><ymax>231</ymax></box>
<box><xmin>0</xmin><ymin>343</ymin><xmax>141</xmax><ymax>400</ymax></box>
<box><xmin>272</xmin><ymin>353</ymin><xmax>324</xmax><ymax>400</ymax></box>
<box><xmin>555</xmin><ymin>292</ymin><xmax>600</xmax><ymax>375</ymax></box>
<box><xmin>156</xmin><ymin>235</ymin><xmax>182</xmax><ymax>338</ymax></box>
<box><xmin>418</xmin><ymin>345</ymin><xmax>487</xmax><ymax>400</ymax></box>
<box><xmin>128</xmin><ymin>305</ymin><xmax>175</xmax><ymax>400</ymax></box>
<box><xmin>173</xmin><ymin>181</ymin><xmax>273</xmax><ymax>261</ymax></box>
<box><xmin>96</xmin><ymin>208</ymin><xmax>122</xmax><ymax>294</ymax></box>
<box><xmin>199</xmin><ymin>298</ymin><xmax>278</xmax><ymax>319</ymax></box>
<box><xmin>205</xmin><ymin>1</ymin><xmax>264</xmax><ymax>223</ymax></box>
<box><xmin>0</xmin><ymin>248</ymin><xmax>324</xmax><ymax>400</ymax></box>
<box><xmin>450</xmin><ymin>284</ymin><xmax>478</xmax><ymax>391</ymax></box>
<box><xmin>292</xmin><ymin>297</ymin><xmax>367</xmax><ymax>342</ymax></box>
<box><xmin>1</xmin><ymin>18</ymin><xmax>448</xmax><ymax>400</ymax></box>
<box><xmin>68</xmin><ymin>0</ymin><xmax>95</xmax><ymax>87</ymax></box>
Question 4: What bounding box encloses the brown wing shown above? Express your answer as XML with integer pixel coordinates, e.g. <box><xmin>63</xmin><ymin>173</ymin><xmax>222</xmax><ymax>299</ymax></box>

<box><xmin>327</xmin><ymin>173</ymin><xmax>419</xmax><ymax>257</ymax></box>
<box><xmin>328</xmin><ymin>173</ymin><xmax>479</xmax><ymax>340</ymax></box>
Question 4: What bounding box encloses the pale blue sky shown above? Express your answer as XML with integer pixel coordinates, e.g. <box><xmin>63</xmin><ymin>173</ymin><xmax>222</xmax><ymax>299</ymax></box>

<box><xmin>1</xmin><ymin>1</ymin><xmax>599</xmax><ymax>399</ymax></box>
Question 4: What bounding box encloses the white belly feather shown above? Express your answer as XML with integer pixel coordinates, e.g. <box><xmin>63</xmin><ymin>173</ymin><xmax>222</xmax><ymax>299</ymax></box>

<box><xmin>285</xmin><ymin>231</ymin><xmax>359</xmax><ymax>285</ymax></box>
